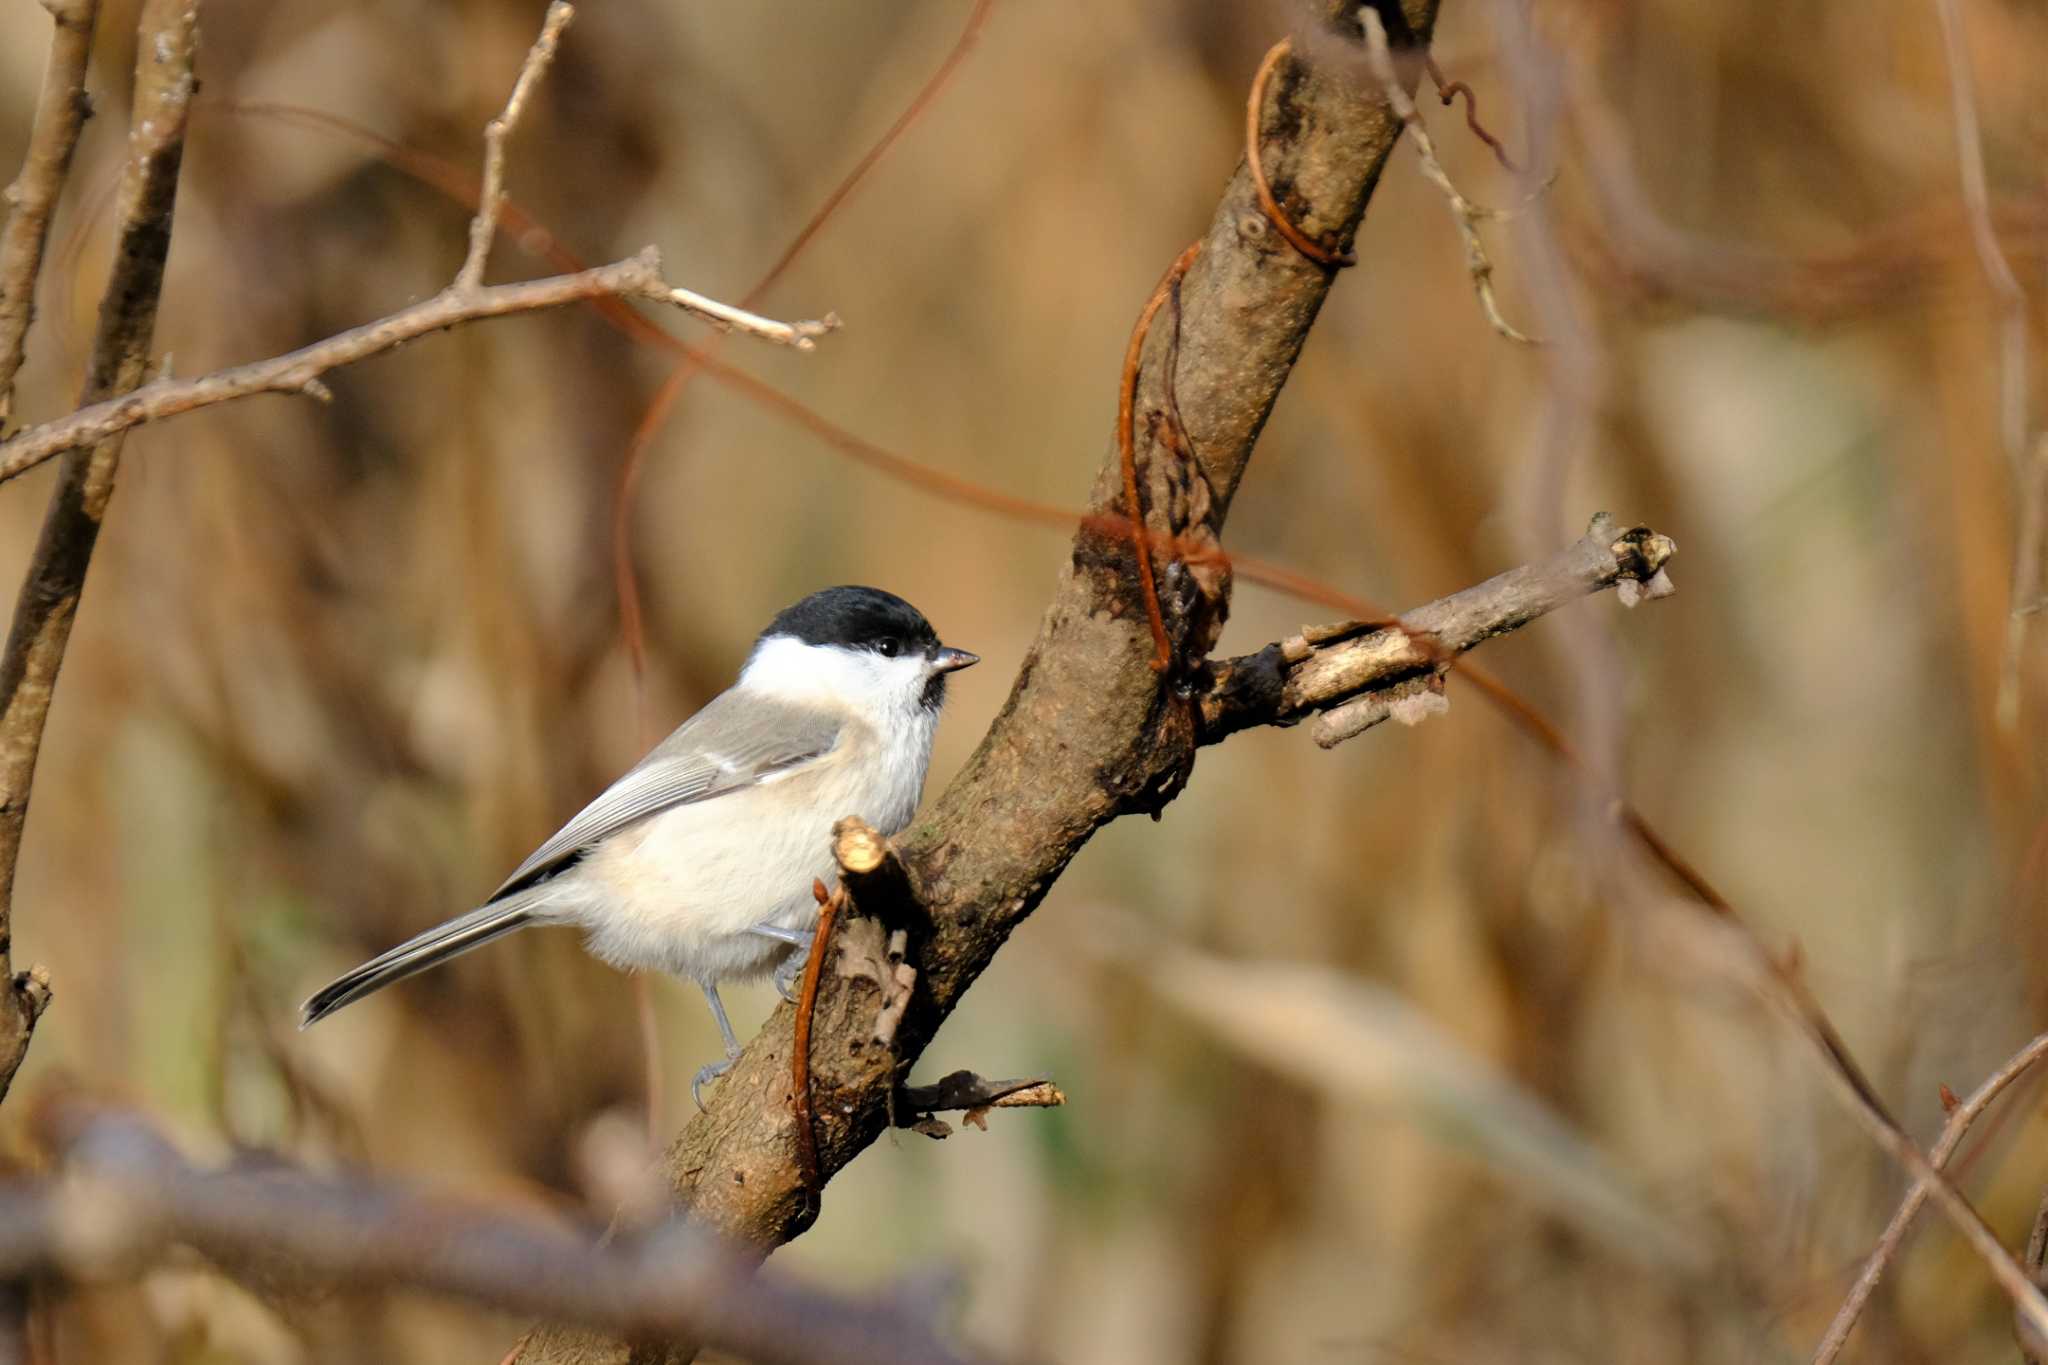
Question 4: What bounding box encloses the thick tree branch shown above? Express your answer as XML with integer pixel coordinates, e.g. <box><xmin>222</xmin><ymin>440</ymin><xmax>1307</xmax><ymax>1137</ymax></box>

<box><xmin>0</xmin><ymin>0</ymin><xmax>101</xmax><ymax>421</ymax></box>
<box><xmin>516</xmin><ymin>6</ymin><xmax>1447</xmax><ymax>1361</ymax></box>
<box><xmin>0</xmin><ymin>0</ymin><xmax>198</xmax><ymax>1108</ymax></box>
<box><xmin>0</xmin><ymin>1106</ymin><xmax>981</xmax><ymax>1365</ymax></box>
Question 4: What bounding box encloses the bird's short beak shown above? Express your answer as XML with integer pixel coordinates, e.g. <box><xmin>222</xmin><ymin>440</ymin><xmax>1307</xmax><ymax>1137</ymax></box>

<box><xmin>932</xmin><ymin>646</ymin><xmax>980</xmax><ymax>674</ymax></box>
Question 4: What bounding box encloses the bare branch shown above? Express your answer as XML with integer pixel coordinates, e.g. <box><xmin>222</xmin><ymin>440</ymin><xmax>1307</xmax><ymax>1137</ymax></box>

<box><xmin>1933</xmin><ymin>0</ymin><xmax>2029</xmax><ymax>474</ymax></box>
<box><xmin>449</xmin><ymin>1</ymin><xmax>833</xmax><ymax>350</ymax></box>
<box><xmin>1929</xmin><ymin>0</ymin><xmax>2042</xmax><ymax>726</ymax></box>
<box><xmin>0</xmin><ymin>0</ymin><xmax>198</xmax><ymax>1108</ymax></box>
<box><xmin>0</xmin><ymin>1106</ymin><xmax>984</xmax><ymax>1365</ymax></box>
<box><xmin>1812</xmin><ymin>1031</ymin><xmax>2048</xmax><ymax>1365</ymax></box>
<box><xmin>0</xmin><ymin>248</ymin><xmax>820</xmax><ymax>486</ymax></box>
<box><xmin>661</xmin><ymin>283</ymin><xmax>840</xmax><ymax>351</ymax></box>
<box><xmin>457</xmin><ymin>0</ymin><xmax>575</xmax><ymax>292</ymax></box>
<box><xmin>1359</xmin><ymin>7</ymin><xmax>1537</xmax><ymax>344</ymax></box>
<box><xmin>0</xmin><ymin>0</ymin><xmax>101</xmax><ymax>420</ymax></box>
<box><xmin>0</xmin><ymin>6</ymin><xmax>837</xmax><ymax>495</ymax></box>
<box><xmin>897</xmin><ymin>1071</ymin><xmax>1066</xmax><ymax>1140</ymax></box>
<box><xmin>1195</xmin><ymin>514</ymin><xmax>1675</xmax><ymax>742</ymax></box>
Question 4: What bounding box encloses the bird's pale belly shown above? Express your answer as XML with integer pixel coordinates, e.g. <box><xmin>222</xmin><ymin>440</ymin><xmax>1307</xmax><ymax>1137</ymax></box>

<box><xmin>555</xmin><ymin>753</ymin><xmax>922</xmax><ymax>986</ymax></box>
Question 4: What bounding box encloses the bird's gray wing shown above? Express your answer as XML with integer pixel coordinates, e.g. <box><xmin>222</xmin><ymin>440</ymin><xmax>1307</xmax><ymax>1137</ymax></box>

<box><xmin>489</xmin><ymin>690</ymin><xmax>842</xmax><ymax>899</ymax></box>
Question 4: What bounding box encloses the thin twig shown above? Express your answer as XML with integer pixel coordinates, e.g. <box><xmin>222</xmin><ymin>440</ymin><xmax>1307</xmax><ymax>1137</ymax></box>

<box><xmin>1930</xmin><ymin>0</ymin><xmax>2040</xmax><ymax>726</ymax></box>
<box><xmin>1359</xmin><ymin>9</ymin><xmax>1537</xmax><ymax>344</ymax></box>
<box><xmin>0</xmin><ymin>0</ymin><xmax>198</xmax><ymax>1108</ymax></box>
<box><xmin>457</xmin><ymin>1</ymin><xmax>575</xmax><ymax>293</ymax></box>
<box><xmin>658</xmin><ymin>281</ymin><xmax>839</xmax><ymax>351</ymax></box>
<box><xmin>610</xmin><ymin>0</ymin><xmax>995</xmax><ymax>707</ymax></box>
<box><xmin>1202</xmin><ymin>502</ymin><xmax>2048</xmax><ymax>1345</ymax></box>
<box><xmin>0</xmin><ymin>0</ymin><xmax>102</xmax><ymax>421</ymax></box>
<box><xmin>2012</xmin><ymin>434</ymin><xmax>2048</xmax><ymax>726</ymax></box>
<box><xmin>1197</xmin><ymin>514</ymin><xmax>1674</xmax><ymax>741</ymax></box>
<box><xmin>2026</xmin><ymin>1185</ymin><xmax>2048</xmax><ymax>1364</ymax></box>
<box><xmin>1933</xmin><ymin>0</ymin><xmax>2029</xmax><ymax>476</ymax></box>
<box><xmin>1424</xmin><ymin>54</ymin><xmax>1520</xmax><ymax>172</ymax></box>
<box><xmin>791</xmin><ymin>878</ymin><xmax>843</xmax><ymax>1193</ymax></box>
<box><xmin>895</xmin><ymin>1071</ymin><xmax>1065</xmax><ymax>1139</ymax></box>
<box><xmin>1812</xmin><ymin>1032</ymin><xmax>2048</xmax><ymax>1365</ymax></box>
<box><xmin>458</xmin><ymin>5</ymin><xmax>831</xmax><ymax>351</ymax></box>
<box><xmin>0</xmin><ymin>248</ymin><xmax>823</xmax><ymax>485</ymax></box>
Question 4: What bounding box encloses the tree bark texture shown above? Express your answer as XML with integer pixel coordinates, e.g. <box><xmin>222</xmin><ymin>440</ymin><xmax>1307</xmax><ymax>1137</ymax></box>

<box><xmin>518</xmin><ymin>3</ymin><xmax>1441</xmax><ymax>1360</ymax></box>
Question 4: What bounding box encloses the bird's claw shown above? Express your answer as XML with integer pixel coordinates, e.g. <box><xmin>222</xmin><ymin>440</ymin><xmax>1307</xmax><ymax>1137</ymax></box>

<box><xmin>773</xmin><ymin>947</ymin><xmax>810</xmax><ymax>1002</ymax></box>
<box><xmin>692</xmin><ymin>1057</ymin><xmax>734</xmax><ymax>1112</ymax></box>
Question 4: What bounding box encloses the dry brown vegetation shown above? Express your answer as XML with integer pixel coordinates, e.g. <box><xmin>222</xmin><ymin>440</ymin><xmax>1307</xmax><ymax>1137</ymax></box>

<box><xmin>0</xmin><ymin>0</ymin><xmax>2045</xmax><ymax>1362</ymax></box>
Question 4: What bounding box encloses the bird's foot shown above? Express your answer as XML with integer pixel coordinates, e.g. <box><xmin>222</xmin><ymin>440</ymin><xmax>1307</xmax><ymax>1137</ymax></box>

<box><xmin>773</xmin><ymin>946</ymin><xmax>810</xmax><ymax>1003</ymax></box>
<box><xmin>692</xmin><ymin>1056</ymin><xmax>735</xmax><ymax>1112</ymax></box>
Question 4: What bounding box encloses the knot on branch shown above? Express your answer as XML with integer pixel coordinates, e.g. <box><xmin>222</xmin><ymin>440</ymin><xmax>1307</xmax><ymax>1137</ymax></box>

<box><xmin>1607</xmin><ymin>522</ymin><xmax>1678</xmax><ymax>607</ymax></box>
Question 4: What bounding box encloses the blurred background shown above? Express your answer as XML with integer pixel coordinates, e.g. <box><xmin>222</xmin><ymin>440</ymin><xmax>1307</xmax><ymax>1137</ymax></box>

<box><xmin>1</xmin><ymin>0</ymin><xmax>2046</xmax><ymax>1360</ymax></box>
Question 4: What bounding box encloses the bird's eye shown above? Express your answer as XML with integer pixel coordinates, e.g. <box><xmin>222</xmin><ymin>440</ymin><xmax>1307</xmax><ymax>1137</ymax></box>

<box><xmin>877</xmin><ymin>638</ymin><xmax>901</xmax><ymax>658</ymax></box>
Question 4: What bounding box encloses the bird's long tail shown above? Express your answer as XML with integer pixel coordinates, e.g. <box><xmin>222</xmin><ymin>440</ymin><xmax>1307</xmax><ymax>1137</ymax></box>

<box><xmin>300</xmin><ymin>896</ymin><xmax>538</xmax><ymax>1028</ymax></box>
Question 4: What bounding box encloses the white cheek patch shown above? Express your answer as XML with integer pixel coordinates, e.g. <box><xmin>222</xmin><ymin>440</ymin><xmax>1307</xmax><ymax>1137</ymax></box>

<box><xmin>740</xmin><ymin>636</ymin><xmax>936</xmax><ymax>717</ymax></box>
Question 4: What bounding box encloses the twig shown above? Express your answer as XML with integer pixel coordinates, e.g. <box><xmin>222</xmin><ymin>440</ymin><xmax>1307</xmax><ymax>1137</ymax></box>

<box><xmin>0</xmin><ymin>1105</ymin><xmax>985</xmax><ymax>1365</ymax></box>
<box><xmin>610</xmin><ymin>0</ymin><xmax>995</xmax><ymax>707</ymax></box>
<box><xmin>0</xmin><ymin>9</ymin><xmax>837</xmax><ymax>494</ymax></box>
<box><xmin>1424</xmin><ymin>54</ymin><xmax>1519</xmax><ymax>172</ymax></box>
<box><xmin>1812</xmin><ymin>1032</ymin><xmax>2048</xmax><ymax>1365</ymax></box>
<box><xmin>791</xmin><ymin>878</ymin><xmax>843</xmax><ymax>1193</ymax></box>
<box><xmin>0</xmin><ymin>0</ymin><xmax>102</xmax><ymax>421</ymax></box>
<box><xmin>1359</xmin><ymin>9</ymin><xmax>1537</xmax><ymax>344</ymax></box>
<box><xmin>1196</xmin><ymin>514</ymin><xmax>1675</xmax><ymax>741</ymax></box>
<box><xmin>1245</xmin><ymin>40</ymin><xmax>1356</xmax><ymax>268</ymax></box>
<box><xmin>658</xmin><ymin>282</ymin><xmax>839</xmax><ymax>351</ymax></box>
<box><xmin>2025</xmin><ymin>1184</ymin><xmax>2048</xmax><ymax>1364</ymax></box>
<box><xmin>0</xmin><ymin>0</ymin><xmax>198</xmax><ymax>1109</ymax></box>
<box><xmin>1202</xmin><ymin>504</ymin><xmax>2048</xmax><ymax>1347</ymax></box>
<box><xmin>0</xmin><ymin>248</ymin><xmax>825</xmax><ymax>485</ymax></box>
<box><xmin>452</xmin><ymin>0</ymin><xmax>835</xmax><ymax>352</ymax></box>
<box><xmin>457</xmin><ymin>1</ymin><xmax>574</xmax><ymax>293</ymax></box>
<box><xmin>1118</xmin><ymin>243</ymin><xmax>1202</xmax><ymax>674</ymax></box>
<box><xmin>2012</xmin><ymin>434</ymin><xmax>2048</xmax><ymax>727</ymax></box>
<box><xmin>1933</xmin><ymin>0</ymin><xmax>2029</xmax><ymax>478</ymax></box>
<box><xmin>895</xmin><ymin>1071</ymin><xmax>1065</xmax><ymax>1139</ymax></box>
<box><xmin>1930</xmin><ymin>0</ymin><xmax>2039</xmax><ymax>726</ymax></box>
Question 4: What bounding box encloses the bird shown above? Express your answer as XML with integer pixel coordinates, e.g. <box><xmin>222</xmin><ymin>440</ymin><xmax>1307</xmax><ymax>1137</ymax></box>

<box><xmin>300</xmin><ymin>585</ymin><xmax>978</xmax><ymax>1105</ymax></box>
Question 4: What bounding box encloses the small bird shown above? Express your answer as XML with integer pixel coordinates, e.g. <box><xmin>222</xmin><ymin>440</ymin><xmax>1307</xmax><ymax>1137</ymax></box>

<box><xmin>300</xmin><ymin>586</ymin><xmax>978</xmax><ymax>1104</ymax></box>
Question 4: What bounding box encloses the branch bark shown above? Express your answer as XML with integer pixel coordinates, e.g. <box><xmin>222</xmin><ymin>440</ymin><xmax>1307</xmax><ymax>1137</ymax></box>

<box><xmin>0</xmin><ymin>0</ymin><xmax>101</xmax><ymax>421</ymax></box>
<box><xmin>0</xmin><ymin>0</ymin><xmax>199</xmax><ymax>1107</ymax></box>
<box><xmin>0</xmin><ymin>1106</ymin><xmax>982</xmax><ymax>1365</ymax></box>
<box><xmin>516</xmin><ymin>6</ymin><xmax>1454</xmax><ymax>1361</ymax></box>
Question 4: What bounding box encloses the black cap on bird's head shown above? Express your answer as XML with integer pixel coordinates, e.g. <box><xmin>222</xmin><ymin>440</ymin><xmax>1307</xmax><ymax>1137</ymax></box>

<box><xmin>760</xmin><ymin>586</ymin><xmax>978</xmax><ymax>707</ymax></box>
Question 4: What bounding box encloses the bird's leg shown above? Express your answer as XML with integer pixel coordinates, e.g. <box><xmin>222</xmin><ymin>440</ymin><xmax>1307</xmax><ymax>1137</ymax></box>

<box><xmin>692</xmin><ymin>982</ymin><xmax>744</xmax><ymax>1111</ymax></box>
<box><xmin>750</xmin><ymin>922</ymin><xmax>811</xmax><ymax>1002</ymax></box>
